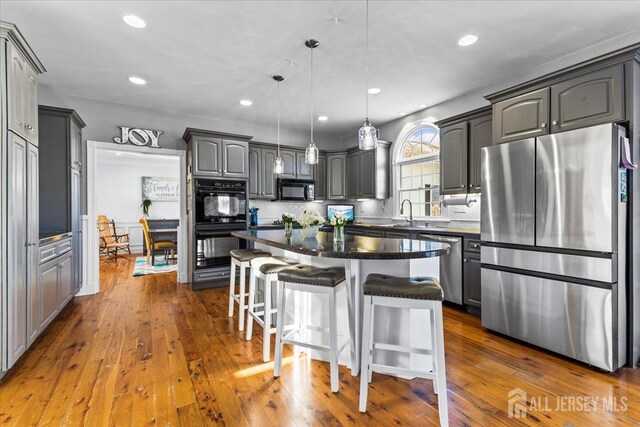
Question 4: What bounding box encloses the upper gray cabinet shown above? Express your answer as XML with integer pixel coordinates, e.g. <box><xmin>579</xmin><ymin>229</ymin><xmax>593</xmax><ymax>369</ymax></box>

<box><xmin>314</xmin><ymin>154</ymin><xmax>327</xmax><ymax>200</ymax></box>
<box><xmin>327</xmin><ymin>153</ymin><xmax>346</xmax><ymax>200</ymax></box>
<box><xmin>183</xmin><ymin>128</ymin><xmax>252</xmax><ymax>179</ymax></box>
<box><xmin>359</xmin><ymin>150</ymin><xmax>376</xmax><ymax>198</ymax></box>
<box><xmin>279</xmin><ymin>149</ymin><xmax>296</xmax><ymax>179</ymax></box>
<box><xmin>347</xmin><ymin>152</ymin><xmax>360</xmax><ymax>199</ymax></box>
<box><xmin>8</xmin><ymin>42</ymin><xmax>40</xmax><ymax>145</ymax></box>
<box><xmin>344</xmin><ymin>143</ymin><xmax>390</xmax><ymax>200</ymax></box>
<box><xmin>550</xmin><ymin>64</ymin><xmax>624</xmax><ymax>133</ymax></box>
<box><xmin>493</xmin><ymin>87</ymin><xmax>549</xmax><ymax>144</ymax></box>
<box><xmin>296</xmin><ymin>151</ymin><xmax>314</xmax><ymax>180</ymax></box>
<box><xmin>249</xmin><ymin>146</ymin><xmax>277</xmax><ymax>199</ymax></box>
<box><xmin>468</xmin><ymin>114</ymin><xmax>492</xmax><ymax>191</ymax></box>
<box><xmin>439</xmin><ymin>122</ymin><xmax>468</xmax><ymax>195</ymax></box>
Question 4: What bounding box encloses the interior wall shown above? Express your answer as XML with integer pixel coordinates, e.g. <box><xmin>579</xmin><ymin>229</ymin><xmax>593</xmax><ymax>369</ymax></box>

<box><xmin>96</xmin><ymin>151</ymin><xmax>180</xmax><ymax>253</ymax></box>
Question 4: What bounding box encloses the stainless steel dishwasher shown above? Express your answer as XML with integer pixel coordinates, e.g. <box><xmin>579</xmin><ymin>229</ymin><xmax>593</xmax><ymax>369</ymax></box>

<box><xmin>417</xmin><ymin>234</ymin><xmax>463</xmax><ymax>304</ymax></box>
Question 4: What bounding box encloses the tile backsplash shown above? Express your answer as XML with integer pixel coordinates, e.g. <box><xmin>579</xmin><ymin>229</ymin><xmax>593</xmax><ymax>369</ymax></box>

<box><xmin>250</xmin><ymin>194</ymin><xmax>480</xmax><ymax>225</ymax></box>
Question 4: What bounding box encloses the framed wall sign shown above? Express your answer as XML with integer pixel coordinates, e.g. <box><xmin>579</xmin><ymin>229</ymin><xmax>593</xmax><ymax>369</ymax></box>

<box><xmin>141</xmin><ymin>176</ymin><xmax>180</xmax><ymax>201</ymax></box>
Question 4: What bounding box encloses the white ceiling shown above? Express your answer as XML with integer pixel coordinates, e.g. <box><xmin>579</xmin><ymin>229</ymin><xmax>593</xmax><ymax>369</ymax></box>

<box><xmin>3</xmin><ymin>1</ymin><xmax>640</xmax><ymax>138</ymax></box>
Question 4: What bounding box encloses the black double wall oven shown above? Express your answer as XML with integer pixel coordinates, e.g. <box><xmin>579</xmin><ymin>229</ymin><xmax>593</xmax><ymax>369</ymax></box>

<box><xmin>194</xmin><ymin>179</ymin><xmax>248</xmax><ymax>272</ymax></box>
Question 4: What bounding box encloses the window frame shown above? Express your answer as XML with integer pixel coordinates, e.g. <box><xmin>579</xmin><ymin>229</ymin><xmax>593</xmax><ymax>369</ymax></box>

<box><xmin>392</xmin><ymin>120</ymin><xmax>447</xmax><ymax>221</ymax></box>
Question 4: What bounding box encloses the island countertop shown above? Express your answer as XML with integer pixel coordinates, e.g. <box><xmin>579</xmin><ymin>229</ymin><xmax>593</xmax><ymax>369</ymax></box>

<box><xmin>232</xmin><ymin>229</ymin><xmax>450</xmax><ymax>260</ymax></box>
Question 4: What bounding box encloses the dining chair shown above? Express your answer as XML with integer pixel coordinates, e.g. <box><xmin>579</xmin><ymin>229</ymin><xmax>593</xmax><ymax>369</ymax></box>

<box><xmin>139</xmin><ymin>218</ymin><xmax>176</xmax><ymax>265</ymax></box>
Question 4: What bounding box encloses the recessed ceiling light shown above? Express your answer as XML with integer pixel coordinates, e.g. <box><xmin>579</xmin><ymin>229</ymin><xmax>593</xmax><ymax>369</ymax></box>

<box><xmin>318</xmin><ymin>116</ymin><xmax>328</xmax><ymax>121</ymax></box>
<box><xmin>368</xmin><ymin>87</ymin><xmax>381</xmax><ymax>95</ymax></box>
<box><xmin>418</xmin><ymin>103</ymin><xmax>428</xmax><ymax>108</ymax></box>
<box><xmin>458</xmin><ymin>34</ymin><xmax>478</xmax><ymax>47</ymax></box>
<box><xmin>240</xmin><ymin>99</ymin><xmax>253</xmax><ymax>106</ymax></box>
<box><xmin>398</xmin><ymin>112</ymin><xmax>406</xmax><ymax>116</ymax></box>
<box><xmin>123</xmin><ymin>14</ymin><xmax>146</xmax><ymax>29</ymax></box>
<box><xmin>128</xmin><ymin>76</ymin><xmax>146</xmax><ymax>85</ymax></box>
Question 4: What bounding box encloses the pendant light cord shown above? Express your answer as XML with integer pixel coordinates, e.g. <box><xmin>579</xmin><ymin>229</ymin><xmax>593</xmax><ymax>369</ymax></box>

<box><xmin>277</xmin><ymin>79</ymin><xmax>281</xmax><ymax>156</ymax></box>
<box><xmin>365</xmin><ymin>0</ymin><xmax>369</xmax><ymax>122</ymax></box>
<box><xmin>310</xmin><ymin>45</ymin><xmax>314</xmax><ymax>145</ymax></box>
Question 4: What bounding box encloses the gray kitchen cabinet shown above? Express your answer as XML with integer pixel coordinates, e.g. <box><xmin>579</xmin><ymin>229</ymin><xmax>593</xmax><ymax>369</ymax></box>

<box><xmin>295</xmin><ymin>151</ymin><xmax>314</xmax><ymax>180</ymax></box>
<box><xmin>347</xmin><ymin>152</ymin><xmax>360</xmax><ymax>199</ymax></box>
<box><xmin>38</xmin><ymin>239</ymin><xmax>73</xmax><ymax>333</ymax></box>
<box><xmin>468</xmin><ymin>114</ymin><xmax>492</xmax><ymax>192</ymax></box>
<box><xmin>8</xmin><ymin>42</ymin><xmax>27</xmax><ymax>138</ymax></box>
<box><xmin>550</xmin><ymin>64</ymin><xmax>624</xmax><ymax>133</ymax></box>
<box><xmin>248</xmin><ymin>146</ymin><xmax>260</xmax><ymax>198</ymax></box>
<box><xmin>58</xmin><ymin>252</ymin><xmax>73</xmax><ymax>309</ymax></box>
<box><xmin>439</xmin><ymin>122</ymin><xmax>468</xmax><ymax>195</ymax></box>
<box><xmin>39</xmin><ymin>261</ymin><xmax>59</xmax><ymax>330</ymax></box>
<box><xmin>493</xmin><ymin>87</ymin><xmax>550</xmax><ymax>144</ymax></box>
<box><xmin>222</xmin><ymin>140</ymin><xmax>249</xmax><ymax>178</ymax></box>
<box><xmin>359</xmin><ymin>150</ymin><xmax>376</xmax><ymax>198</ymax></box>
<box><xmin>24</xmin><ymin>65</ymin><xmax>38</xmax><ymax>143</ymax></box>
<box><xmin>464</xmin><ymin>255</ymin><xmax>482</xmax><ymax>309</ymax></box>
<box><xmin>70</xmin><ymin>120</ymin><xmax>82</xmax><ymax>171</ymax></box>
<box><xmin>279</xmin><ymin>149</ymin><xmax>296</xmax><ymax>179</ymax></box>
<box><xmin>327</xmin><ymin>153</ymin><xmax>346</xmax><ymax>200</ymax></box>
<box><xmin>314</xmin><ymin>154</ymin><xmax>327</xmax><ymax>200</ymax></box>
<box><xmin>26</xmin><ymin>142</ymin><xmax>39</xmax><ymax>346</ymax></box>
<box><xmin>193</xmin><ymin>137</ymin><xmax>223</xmax><ymax>176</ymax></box>
<box><xmin>249</xmin><ymin>146</ymin><xmax>277</xmax><ymax>199</ymax></box>
<box><xmin>71</xmin><ymin>169</ymin><xmax>82</xmax><ymax>293</ymax></box>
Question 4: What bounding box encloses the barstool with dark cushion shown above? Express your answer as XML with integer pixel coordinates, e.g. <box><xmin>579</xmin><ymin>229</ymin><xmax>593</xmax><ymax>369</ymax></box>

<box><xmin>359</xmin><ymin>273</ymin><xmax>448</xmax><ymax>426</ymax></box>
<box><xmin>228</xmin><ymin>249</ymin><xmax>271</xmax><ymax>332</ymax></box>
<box><xmin>246</xmin><ymin>256</ymin><xmax>299</xmax><ymax>362</ymax></box>
<box><xmin>273</xmin><ymin>264</ymin><xmax>354</xmax><ymax>393</ymax></box>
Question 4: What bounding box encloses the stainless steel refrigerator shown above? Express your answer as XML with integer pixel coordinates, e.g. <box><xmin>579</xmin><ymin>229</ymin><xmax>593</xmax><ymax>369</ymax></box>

<box><xmin>480</xmin><ymin>123</ymin><xmax>628</xmax><ymax>372</ymax></box>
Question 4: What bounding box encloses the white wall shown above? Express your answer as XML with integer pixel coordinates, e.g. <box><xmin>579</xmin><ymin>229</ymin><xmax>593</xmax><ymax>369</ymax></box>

<box><xmin>96</xmin><ymin>150</ymin><xmax>180</xmax><ymax>253</ymax></box>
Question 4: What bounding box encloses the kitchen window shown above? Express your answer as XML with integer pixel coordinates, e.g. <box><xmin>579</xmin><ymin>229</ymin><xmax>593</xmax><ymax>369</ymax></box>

<box><xmin>394</xmin><ymin>124</ymin><xmax>443</xmax><ymax>218</ymax></box>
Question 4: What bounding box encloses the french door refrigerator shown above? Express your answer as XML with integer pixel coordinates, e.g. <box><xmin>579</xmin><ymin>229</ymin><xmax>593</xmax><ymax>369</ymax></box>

<box><xmin>480</xmin><ymin>123</ymin><xmax>628</xmax><ymax>372</ymax></box>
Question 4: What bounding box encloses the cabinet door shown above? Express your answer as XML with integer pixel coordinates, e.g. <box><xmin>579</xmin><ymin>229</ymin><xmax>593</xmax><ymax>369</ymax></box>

<box><xmin>440</xmin><ymin>122</ymin><xmax>468</xmax><ymax>195</ymax></box>
<box><xmin>296</xmin><ymin>151</ymin><xmax>314</xmax><ymax>180</ymax></box>
<box><xmin>314</xmin><ymin>154</ymin><xmax>327</xmax><ymax>200</ymax></box>
<box><xmin>493</xmin><ymin>87</ymin><xmax>549</xmax><ymax>144</ymax></box>
<box><xmin>7</xmin><ymin>133</ymin><xmax>27</xmax><ymax>367</ymax></box>
<box><xmin>261</xmin><ymin>148</ymin><xmax>277</xmax><ymax>199</ymax></box>
<box><xmin>71</xmin><ymin>170</ymin><xmax>82</xmax><ymax>293</ymax></box>
<box><xmin>464</xmin><ymin>255</ymin><xmax>482</xmax><ymax>308</ymax></box>
<box><xmin>24</xmin><ymin>66</ymin><xmax>38</xmax><ymax>144</ymax></box>
<box><xmin>248</xmin><ymin>147</ymin><xmax>261</xmax><ymax>199</ymax></box>
<box><xmin>8</xmin><ymin>43</ymin><xmax>27</xmax><ymax>138</ymax></box>
<box><xmin>551</xmin><ymin>65</ymin><xmax>624</xmax><ymax>133</ymax></box>
<box><xmin>193</xmin><ymin>138</ymin><xmax>222</xmax><ymax>176</ymax></box>
<box><xmin>279</xmin><ymin>150</ymin><xmax>296</xmax><ymax>179</ymax></box>
<box><xmin>27</xmin><ymin>143</ymin><xmax>39</xmax><ymax>345</ymax></box>
<box><xmin>58</xmin><ymin>253</ymin><xmax>73</xmax><ymax>310</ymax></box>
<box><xmin>347</xmin><ymin>153</ymin><xmax>360</xmax><ymax>199</ymax></box>
<box><xmin>70</xmin><ymin>121</ymin><xmax>82</xmax><ymax>171</ymax></box>
<box><xmin>40</xmin><ymin>261</ymin><xmax>59</xmax><ymax>330</ymax></box>
<box><xmin>359</xmin><ymin>150</ymin><xmax>376</xmax><ymax>198</ymax></box>
<box><xmin>468</xmin><ymin>114</ymin><xmax>492</xmax><ymax>192</ymax></box>
<box><xmin>222</xmin><ymin>140</ymin><xmax>248</xmax><ymax>178</ymax></box>
<box><xmin>327</xmin><ymin>154</ymin><xmax>346</xmax><ymax>200</ymax></box>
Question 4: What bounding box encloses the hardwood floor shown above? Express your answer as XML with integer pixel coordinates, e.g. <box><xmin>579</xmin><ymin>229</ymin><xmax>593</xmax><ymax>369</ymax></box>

<box><xmin>1</xmin><ymin>255</ymin><xmax>639</xmax><ymax>426</ymax></box>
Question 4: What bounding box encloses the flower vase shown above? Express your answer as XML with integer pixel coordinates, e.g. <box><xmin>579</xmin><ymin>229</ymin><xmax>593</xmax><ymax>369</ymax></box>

<box><xmin>284</xmin><ymin>222</ymin><xmax>293</xmax><ymax>235</ymax></box>
<box><xmin>333</xmin><ymin>225</ymin><xmax>345</xmax><ymax>242</ymax></box>
<box><xmin>302</xmin><ymin>225</ymin><xmax>321</xmax><ymax>239</ymax></box>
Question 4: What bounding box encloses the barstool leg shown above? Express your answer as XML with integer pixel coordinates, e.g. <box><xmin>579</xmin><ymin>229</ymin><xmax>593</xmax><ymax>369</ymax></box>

<box><xmin>430</xmin><ymin>307</ymin><xmax>438</xmax><ymax>395</ymax></box>
<box><xmin>262</xmin><ymin>276</ymin><xmax>272</xmax><ymax>362</ymax></box>
<box><xmin>328</xmin><ymin>287</ymin><xmax>339</xmax><ymax>393</ymax></box>
<box><xmin>246</xmin><ymin>271</ymin><xmax>257</xmax><ymax>340</ymax></box>
<box><xmin>274</xmin><ymin>282</ymin><xmax>287</xmax><ymax>377</ymax></box>
<box><xmin>228</xmin><ymin>260</ymin><xmax>236</xmax><ymax>317</ymax></box>
<box><xmin>434</xmin><ymin>302</ymin><xmax>449</xmax><ymax>427</ymax></box>
<box><xmin>239</xmin><ymin>264</ymin><xmax>247</xmax><ymax>331</ymax></box>
<box><xmin>368</xmin><ymin>300</ymin><xmax>376</xmax><ymax>384</ymax></box>
<box><xmin>359</xmin><ymin>295</ymin><xmax>373</xmax><ymax>412</ymax></box>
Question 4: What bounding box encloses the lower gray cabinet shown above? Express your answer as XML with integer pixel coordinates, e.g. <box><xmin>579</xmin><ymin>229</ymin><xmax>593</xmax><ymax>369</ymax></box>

<box><xmin>37</xmin><ymin>239</ymin><xmax>74</xmax><ymax>335</ymax></box>
<box><xmin>39</xmin><ymin>261</ymin><xmax>59</xmax><ymax>329</ymax></box>
<box><xmin>463</xmin><ymin>255</ymin><xmax>482</xmax><ymax>309</ymax></box>
<box><xmin>58</xmin><ymin>253</ymin><xmax>73</xmax><ymax>309</ymax></box>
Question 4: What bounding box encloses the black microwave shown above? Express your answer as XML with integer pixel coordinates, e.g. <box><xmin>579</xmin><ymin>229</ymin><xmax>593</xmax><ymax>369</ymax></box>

<box><xmin>276</xmin><ymin>178</ymin><xmax>315</xmax><ymax>201</ymax></box>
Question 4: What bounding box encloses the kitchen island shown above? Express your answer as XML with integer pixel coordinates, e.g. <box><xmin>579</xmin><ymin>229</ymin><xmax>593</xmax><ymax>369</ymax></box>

<box><xmin>233</xmin><ymin>229</ymin><xmax>450</xmax><ymax>374</ymax></box>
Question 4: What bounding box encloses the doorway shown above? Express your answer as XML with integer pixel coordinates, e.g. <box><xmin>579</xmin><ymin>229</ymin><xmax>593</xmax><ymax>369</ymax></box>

<box><xmin>85</xmin><ymin>141</ymin><xmax>188</xmax><ymax>295</ymax></box>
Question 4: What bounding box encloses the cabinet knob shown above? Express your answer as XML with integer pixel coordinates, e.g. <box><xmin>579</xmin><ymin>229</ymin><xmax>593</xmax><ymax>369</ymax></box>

<box><xmin>461</xmin><ymin>184</ymin><xmax>466</xmax><ymax>188</ymax></box>
<box><xmin>552</xmin><ymin>120</ymin><xmax>558</xmax><ymax>126</ymax></box>
<box><xmin>464</xmin><ymin>259</ymin><xmax>468</xmax><ymax>263</ymax></box>
<box><xmin>541</xmin><ymin>122</ymin><xmax>547</xmax><ymax>128</ymax></box>
<box><xmin>25</xmin><ymin>124</ymin><xmax>33</xmax><ymax>130</ymax></box>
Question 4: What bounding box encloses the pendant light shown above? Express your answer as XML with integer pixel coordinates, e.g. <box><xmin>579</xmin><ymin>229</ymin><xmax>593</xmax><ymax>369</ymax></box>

<box><xmin>358</xmin><ymin>0</ymin><xmax>378</xmax><ymax>150</ymax></box>
<box><xmin>273</xmin><ymin>75</ymin><xmax>285</xmax><ymax>174</ymax></box>
<box><xmin>304</xmin><ymin>39</ymin><xmax>319</xmax><ymax>165</ymax></box>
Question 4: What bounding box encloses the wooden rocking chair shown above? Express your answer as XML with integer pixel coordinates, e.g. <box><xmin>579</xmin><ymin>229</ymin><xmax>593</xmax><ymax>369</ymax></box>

<box><xmin>98</xmin><ymin>217</ymin><xmax>131</xmax><ymax>258</ymax></box>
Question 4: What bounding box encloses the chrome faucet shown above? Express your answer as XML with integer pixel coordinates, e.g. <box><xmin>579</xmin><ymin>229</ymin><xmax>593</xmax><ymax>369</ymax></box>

<box><xmin>400</xmin><ymin>199</ymin><xmax>414</xmax><ymax>226</ymax></box>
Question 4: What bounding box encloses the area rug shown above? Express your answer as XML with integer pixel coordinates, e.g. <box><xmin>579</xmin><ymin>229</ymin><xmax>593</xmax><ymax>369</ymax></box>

<box><xmin>132</xmin><ymin>256</ymin><xmax>177</xmax><ymax>276</ymax></box>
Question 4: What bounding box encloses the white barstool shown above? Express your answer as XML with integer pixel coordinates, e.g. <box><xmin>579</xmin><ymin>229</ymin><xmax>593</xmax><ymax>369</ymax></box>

<box><xmin>228</xmin><ymin>248</ymin><xmax>271</xmax><ymax>331</ymax></box>
<box><xmin>246</xmin><ymin>256</ymin><xmax>299</xmax><ymax>362</ymax></box>
<box><xmin>359</xmin><ymin>274</ymin><xmax>448</xmax><ymax>427</ymax></box>
<box><xmin>273</xmin><ymin>264</ymin><xmax>354</xmax><ymax>393</ymax></box>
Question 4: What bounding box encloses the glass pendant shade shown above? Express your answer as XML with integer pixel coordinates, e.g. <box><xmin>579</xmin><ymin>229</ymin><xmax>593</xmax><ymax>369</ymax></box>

<box><xmin>358</xmin><ymin>119</ymin><xmax>378</xmax><ymax>150</ymax></box>
<box><xmin>274</xmin><ymin>156</ymin><xmax>284</xmax><ymax>174</ymax></box>
<box><xmin>305</xmin><ymin>143</ymin><xmax>319</xmax><ymax>164</ymax></box>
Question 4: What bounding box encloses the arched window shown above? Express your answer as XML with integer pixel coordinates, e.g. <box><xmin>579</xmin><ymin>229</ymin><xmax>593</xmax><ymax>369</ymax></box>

<box><xmin>394</xmin><ymin>123</ymin><xmax>443</xmax><ymax>218</ymax></box>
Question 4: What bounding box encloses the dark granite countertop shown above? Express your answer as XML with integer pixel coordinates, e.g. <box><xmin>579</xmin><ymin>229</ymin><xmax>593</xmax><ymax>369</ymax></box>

<box><xmin>233</xmin><ymin>229</ymin><xmax>450</xmax><ymax>260</ymax></box>
<box><xmin>345</xmin><ymin>223</ymin><xmax>480</xmax><ymax>238</ymax></box>
<box><xmin>39</xmin><ymin>231</ymin><xmax>72</xmax><ymax>245</ymax></box>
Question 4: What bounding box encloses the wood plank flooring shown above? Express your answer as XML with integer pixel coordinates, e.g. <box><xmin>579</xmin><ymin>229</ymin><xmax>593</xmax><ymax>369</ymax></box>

<box><xmin>1</xmin><ymin>255</ymin><xmax>639</xmax><ymax>426</ymax></box>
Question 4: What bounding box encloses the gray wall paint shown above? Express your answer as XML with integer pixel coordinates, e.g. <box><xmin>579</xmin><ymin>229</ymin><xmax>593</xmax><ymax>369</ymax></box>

<box><xmin>38</xmin><ymin>88</ymin><xmax>332</xmax><ymax>150</ymax></box>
